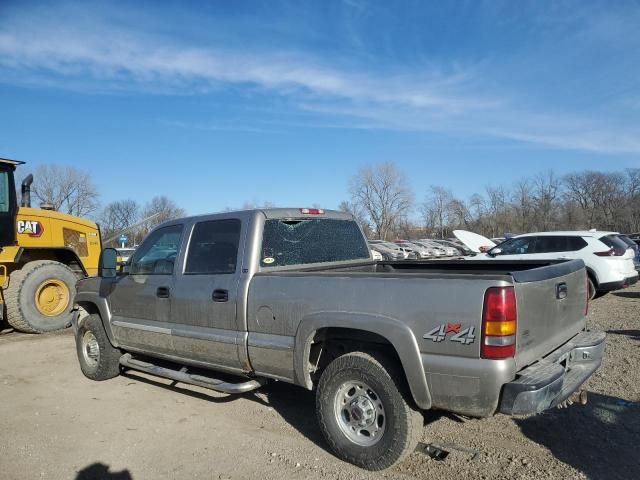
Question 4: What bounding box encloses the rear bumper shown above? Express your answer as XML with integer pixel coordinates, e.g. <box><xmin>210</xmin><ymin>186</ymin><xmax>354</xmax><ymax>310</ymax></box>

<box><xmin>499</xmin><ymin>330</ymin><xmax>605</xmax><ymax>415</ymax></box>
<box><xmin>598</xmin><ymin>274</ymin><xmax>639</xmax><ymax>292</ymax></box>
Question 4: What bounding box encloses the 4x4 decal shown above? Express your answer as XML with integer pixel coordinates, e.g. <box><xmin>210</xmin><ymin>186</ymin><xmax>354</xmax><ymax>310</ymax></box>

<box><xmin>423</xmin><ymin>323</ymin><xmax>476</xmax><ymax>345</ymax></box>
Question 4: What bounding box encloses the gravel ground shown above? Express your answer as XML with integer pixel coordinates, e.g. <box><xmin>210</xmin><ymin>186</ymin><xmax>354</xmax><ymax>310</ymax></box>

<box><xmin>0</xmin><ymin>284</ymin><xmax>638</xmax><ymax>480</ymax></box>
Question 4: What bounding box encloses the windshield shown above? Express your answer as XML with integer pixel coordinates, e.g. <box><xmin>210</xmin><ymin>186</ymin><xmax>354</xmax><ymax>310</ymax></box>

<box><xmin>261</xmin><ymin>218</ymin><xmax>369</xmax><ymax>267</ymax></box>
<box><xmin>0</xmin><ymin>171</ymin><xmax>8</xmax><ymax>213</ymax></box>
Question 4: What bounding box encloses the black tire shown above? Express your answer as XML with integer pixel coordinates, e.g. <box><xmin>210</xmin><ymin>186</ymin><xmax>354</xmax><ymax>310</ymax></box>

<box><xmin>316</xmin><ymin>351</ymin><xmax>423</xmax><ymax>470</ymax></box>
<box><xmin>5</xmin><ymin>260</ymin><xmax>78</xmax><ymax>333</ymax></box>
<box><xmin>587</xmin><ymin>277</ymin><xmax>596</xmax><ymax>301</ymax></box>
<box><xmin>76</xmin><ymin>314</ymin><xmax>121</xmax><ymax>381</ymax></box>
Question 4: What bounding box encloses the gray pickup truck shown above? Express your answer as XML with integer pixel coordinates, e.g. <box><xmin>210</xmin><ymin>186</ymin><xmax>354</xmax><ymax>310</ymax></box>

<box><xmin>73</xmin><ymin>208</ymin><xmax>605</xmax><ymax>470</ymax></box>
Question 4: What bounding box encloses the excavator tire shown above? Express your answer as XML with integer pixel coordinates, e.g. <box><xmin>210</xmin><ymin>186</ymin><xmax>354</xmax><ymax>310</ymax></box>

<box><xmin>5</xmin><ymin>260</ymin><xmax>77</xmax><ymax>333</ymax></box>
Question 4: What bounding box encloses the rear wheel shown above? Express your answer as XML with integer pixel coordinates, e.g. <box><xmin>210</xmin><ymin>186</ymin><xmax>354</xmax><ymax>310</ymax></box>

<box><xmin>316</xmin><ymin>351</ymin><xmax>423</xmax><ymax>470</ymax></box>
<box><xmin>5</xmin><ymin>260</ymin><xmax>78</xmax><ymax>333</ymax></box>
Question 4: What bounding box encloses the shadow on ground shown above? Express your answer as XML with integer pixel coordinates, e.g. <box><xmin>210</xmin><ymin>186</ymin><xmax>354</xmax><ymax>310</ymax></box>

<box><xmin>606</xmin><ymin>329</ymin><xmax>640</xmax><ymax>341</ymax></box>
<box><xmin>76</xmin><ymin>463</ymin><xmax>132</xmax><ymax>480</ymax></box>
<box><xmin>612</xmin><ymin>291</ymin><xmax>640</xmax><ymax>299</ymax></box>
<box><xmin>122</xmin><ymin>370</ymin><xmax>331</xmax><ymax>453</ymax></box>
<box><xmin>516</xmin><ymin>392</ymin><xmax>640</xmax><ymax>480</ymax></box>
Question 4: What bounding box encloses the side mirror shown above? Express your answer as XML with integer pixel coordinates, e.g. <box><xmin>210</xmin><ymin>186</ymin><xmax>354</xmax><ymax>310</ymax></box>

<box><xmin>99</xmin><ymin>248</ymin><xmax>118</xmax><ymax>278</ymax></box>
<box><xmin>489</xmin><ymin>248</ymin><xmax>502</xmax><ymax>257</ymax></box>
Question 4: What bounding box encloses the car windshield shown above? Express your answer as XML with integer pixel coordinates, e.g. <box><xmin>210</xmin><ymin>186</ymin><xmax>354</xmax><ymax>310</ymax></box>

<box><xmin>261</xmin><ymin>218</ymin><xmax>370</xmax><ymax>267</ymax></box>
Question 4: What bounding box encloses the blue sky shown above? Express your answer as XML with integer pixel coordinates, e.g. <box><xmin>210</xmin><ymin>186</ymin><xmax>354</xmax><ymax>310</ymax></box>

<box><xmin>1</xmin><ymin>0</ymin><xmax>639</xmax><ymax>216</ymax></box>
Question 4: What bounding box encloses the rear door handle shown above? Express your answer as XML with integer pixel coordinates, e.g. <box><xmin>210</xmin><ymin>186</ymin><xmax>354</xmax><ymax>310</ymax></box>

<box><xmin>212</xmin><ymin>289</ymin><xmax>229</xmax><ymax>302</ymax></box>
<box><xmin>156</xmin><ymin>286</ymin><xmax>170</xmax><ymax>298</ymax></box>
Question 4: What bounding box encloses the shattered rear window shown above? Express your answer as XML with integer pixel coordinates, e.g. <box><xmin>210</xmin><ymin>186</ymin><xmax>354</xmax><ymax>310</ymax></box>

<box><xmin>261</xmin><ymin>218</ymin><xmax>370</xmax><ymax>267</ymax></box>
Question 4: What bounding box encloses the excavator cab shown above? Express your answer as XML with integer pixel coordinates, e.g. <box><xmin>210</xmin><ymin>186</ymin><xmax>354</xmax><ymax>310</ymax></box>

<box><xmin>0</xmin><ymin>158</ymin><xmax>20</xmax><ymax>247</ymax></box>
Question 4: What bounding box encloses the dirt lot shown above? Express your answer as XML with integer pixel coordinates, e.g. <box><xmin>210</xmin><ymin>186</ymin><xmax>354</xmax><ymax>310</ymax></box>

<box><xmin>1</xmin><ymin>285</ymin><xmax>639</xmax><ymax>480</ymax></box>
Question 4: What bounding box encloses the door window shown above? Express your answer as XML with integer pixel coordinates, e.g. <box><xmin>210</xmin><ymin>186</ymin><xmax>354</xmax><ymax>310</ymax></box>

<box><xmin>185</xmin><ymin>219</ymin><xmax>241</xmax><ymax>274</ymax></box>
<box><xmin>130</xmin><ymin>224</ymin><xmax>183</xmax><ymax>275</ymax></box>
<box><xmin>0</xmin><ymin>171</ymin><xmax>9</xmax><ymax>213</ymax></box>
<box><xmin>492</xmin><ymin>237</ymin><xmax>534</xmax><ymax>255</ymax></box>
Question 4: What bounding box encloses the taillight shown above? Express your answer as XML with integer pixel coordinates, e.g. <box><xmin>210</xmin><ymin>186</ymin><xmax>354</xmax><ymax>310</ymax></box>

<box><xmin>299</xmin><ymin>208</ymin><xmax>324</xmax><ymax>215</ymax></box>
<box><xmin>481</xmin><ymin>287</ymin><xmax>517</xmax><ymax>359</ymax></box>
<box><xmin>594</xmin><ymin>247</ymin><xmax>626</xmax><ymax>257</ymax></box>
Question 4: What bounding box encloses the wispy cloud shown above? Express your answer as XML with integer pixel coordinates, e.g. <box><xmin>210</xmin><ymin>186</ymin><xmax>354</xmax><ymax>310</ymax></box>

<box><xmin>1</xmin><ymin>2</ymin><xmax>639</xmax><ymax>155</ymax></box>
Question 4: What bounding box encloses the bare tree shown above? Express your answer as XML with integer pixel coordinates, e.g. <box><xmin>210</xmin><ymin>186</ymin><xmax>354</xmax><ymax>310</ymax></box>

<box><xmin>140</xmin><ymin>196</ymin><xmax>186</xmax><ymax>234</ymax></box>
<box><xmin>349</xmin><ymin>162</ymin><xmax>413</xmax><ymax>240</ymax></box>
<box><xmin>421</xmin><ymin>186</ymin><xmax>453</xmax><ymax>239</ymax></box>
<box><xmin>25</xmin><ymin>165</ymin><xmax>99</xmax><ymax>217</ymax></box>
<box><xmin>100</xmin><ymin>199</ymin><xmax>140</xmax><ymax>246</ymax></box>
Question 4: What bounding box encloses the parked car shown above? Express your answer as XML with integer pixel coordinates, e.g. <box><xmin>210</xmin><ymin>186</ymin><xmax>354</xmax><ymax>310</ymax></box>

<box><xmin>419</xmin><ymin>239</ymin><xmax>456</xmax><ymax>256</ymax></box>
<box><xmin>370</xmin><ymin>249</ymin><xmax>383</xmax><ymax>261</ymax></box>
<box><xmin>115</xmin><ymin>247</ymin><xmax>136</xmax><ymax>265</ymax></box>
<box><xmin>74</xmin><ymin>208</ymin><xmax>603</xmax><ymax>471</ymax></box>
<box><xmin>425</xmin><ymin>239</ymin><xmax>461</xmax><ymax>256</ymax></box>
<box><xmin>410</xmin><ymin>240</ymin><xmax>445</xmax><ymax>257</ymax></box>
<box><xmin>455</xmin><ymin>230</ymin><xmax>639</xmax><ymax>299</ymax></box>
<box><xmin>618</xmin><ymin>234</ymin><xmax>640</xmax><ymax>269</ymax></box>
<box><xmin>396</xmin><ymin>241</ymin><xmax>433</xmax><ymax>259</ymax></box>
<box><xmin>368</xmin><ymin>240</ymin><xmax>408</xmax><ymax>260</ymax></box>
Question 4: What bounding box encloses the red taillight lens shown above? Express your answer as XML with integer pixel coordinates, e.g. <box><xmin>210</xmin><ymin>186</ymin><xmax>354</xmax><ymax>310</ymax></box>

<box><xmin>594</xmin><ymin>248</ymin><xmax>615</xmax><ymax>257</ymax></box>
<box><xmin>299</xmin><ymin>208</ymin><xmax>324</xmax><ymax>215</ymax></box>
<box><xmin>481</xmin><ymin>287</ymin><xmax>517</xmax><ymax>359</ymax></box>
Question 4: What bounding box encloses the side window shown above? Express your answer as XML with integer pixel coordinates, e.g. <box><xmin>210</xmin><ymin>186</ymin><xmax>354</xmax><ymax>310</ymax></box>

<box><xmin>532</xmin><ymin>236</ymin><xmax>567</xmax><ymax>253</ymax></box>
<box><xmin>0</xmin><ymin>171</ymin><xmax>9</xmax><ymax>213</ymax></box>
<box><xmin>497</xmin><ymin>237</ymin><xmax>533</xmax><ymax>255</ymax></box>
<box><xmin>130</xmin><ymin>224</ymin><xmax>183</xmax><ymax>275</ymax></box>
<box><xmin>185</xmin><ymin>219</ymin><xmax>241</xmax><ymax>274</ymax></box>
<box><xmin>566</xmin><ymin>237</ymin><xmax>588</xmax><ymax>251</ymax></box>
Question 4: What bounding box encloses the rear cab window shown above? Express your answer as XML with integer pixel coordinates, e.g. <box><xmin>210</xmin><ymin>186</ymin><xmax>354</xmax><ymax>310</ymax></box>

<box><xmin>185</xmin><ymin>219</ymin><xmax>241</xmax><ymax>274</ymax></box>
<box><xmin>260</xmin><ymin>218</ymin><xmax>370</xmax><ymax>267</ymax></box>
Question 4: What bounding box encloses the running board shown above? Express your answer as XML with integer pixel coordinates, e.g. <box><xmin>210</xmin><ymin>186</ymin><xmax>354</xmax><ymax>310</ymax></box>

<box><xmin>119</xmin><ymin>353</ymin><xmax>264</xmax><ymax>394</ymax></box>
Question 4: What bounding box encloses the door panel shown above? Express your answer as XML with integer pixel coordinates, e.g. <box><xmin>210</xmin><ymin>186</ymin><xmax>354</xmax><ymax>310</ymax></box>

<box><xmin>109</xmin><ymin>224</ymin><xmax>184</xmax><ymax>355</ymax></box>
<box><xmin>170</xmin><ymin>219</ymin><xmax>244</xmax><ymax>370</ymax></box>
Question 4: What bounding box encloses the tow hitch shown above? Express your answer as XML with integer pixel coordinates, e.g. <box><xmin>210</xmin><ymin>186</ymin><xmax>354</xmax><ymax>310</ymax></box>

<box><xmin>557</xmin><ymin>390</ymin><xmax>588</xmax><ymax>409</ymax></box>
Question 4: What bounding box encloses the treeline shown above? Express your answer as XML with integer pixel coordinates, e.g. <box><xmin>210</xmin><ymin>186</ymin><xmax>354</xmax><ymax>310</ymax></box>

<box><xmin>19</xmin><ymin>165</ymin><xmax>185</xmax><ymax>247</ymax></box>
<box><xmin>341</xmin><ymin>162</ymin><xmax>640</xmax><ymax>240</ymax></box>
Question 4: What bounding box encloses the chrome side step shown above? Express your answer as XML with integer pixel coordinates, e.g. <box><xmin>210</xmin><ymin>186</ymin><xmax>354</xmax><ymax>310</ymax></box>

<box><xmin>119</xmin><ymin>353</ymin><xmax>264</xmax><ymax>394</ymax></box>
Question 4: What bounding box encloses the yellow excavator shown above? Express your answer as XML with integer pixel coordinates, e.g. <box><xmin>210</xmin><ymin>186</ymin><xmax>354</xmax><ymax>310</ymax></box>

<box><xmin>0</xmin><ymin>158</ymin><xmax>102</xmax><ymax>333</ymax></box>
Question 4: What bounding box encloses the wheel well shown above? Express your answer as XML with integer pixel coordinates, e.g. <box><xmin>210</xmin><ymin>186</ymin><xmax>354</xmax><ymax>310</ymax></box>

<box><xmin>18</xmin><ymin>248</ymin><xmax>87</xmax><ymax>277</ymax></box>
<box><xmin>307</xmin><ymin>327</ymin><xmax>403</xmax><ymax>386</ymax></box>
<box><xmin>75</xmin><ymin>302</ymin><xmax>99</xmax><ymax>328</ymax></box>
<box><xmin>586</xmin><ymin>268</ymin><xmax>598</xmax><ymax>287</ymax></box>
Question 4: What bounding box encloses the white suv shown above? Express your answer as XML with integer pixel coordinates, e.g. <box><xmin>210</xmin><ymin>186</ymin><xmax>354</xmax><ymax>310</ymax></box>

<box><xmin>458</xmin><ymin>230</ymin><xmax>639</xmax><ymax>299</ymax></box>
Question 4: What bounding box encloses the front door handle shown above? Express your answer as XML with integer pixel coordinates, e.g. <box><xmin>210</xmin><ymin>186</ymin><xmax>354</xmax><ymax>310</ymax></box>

<box><xmin>212</xmin><ymin>289</ymin><xmax>229</xmax><ymax>302</ymax></box>
<box><xmin>156</xmin><ymin>286</ymin><xmax>170</xmax><ymax>298</ymax></box>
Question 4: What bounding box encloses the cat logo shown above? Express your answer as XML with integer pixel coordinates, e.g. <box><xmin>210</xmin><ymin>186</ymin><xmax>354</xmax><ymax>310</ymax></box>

<box><xmin>17</xmin><ymin>220</ymin><xmax>44</xmax><ymax>238</ymax></box>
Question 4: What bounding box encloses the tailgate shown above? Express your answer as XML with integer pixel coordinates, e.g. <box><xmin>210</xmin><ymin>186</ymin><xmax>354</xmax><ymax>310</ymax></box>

<box><xmin>511</xmin><ymin>260</ymin><xmax>587</xmax><ymax>369</ymax></box>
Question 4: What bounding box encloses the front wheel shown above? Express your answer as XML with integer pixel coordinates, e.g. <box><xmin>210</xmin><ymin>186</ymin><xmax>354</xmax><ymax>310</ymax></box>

<box><xmin>316</xmin><ymin>351</ymin><xmax>423</xmax><ymax>470</ymax></box>
<box><xmin>76</xmin><ymin>314</ymin><xmax>121</xmax><ymax>381</ymax></box>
